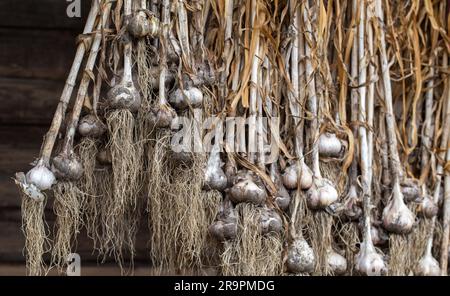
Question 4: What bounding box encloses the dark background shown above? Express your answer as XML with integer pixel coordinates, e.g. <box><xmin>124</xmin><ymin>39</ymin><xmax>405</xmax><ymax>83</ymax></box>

<box><xmin>0</xmin><ymin>0</ymin><xmax>152</xmax><ymax>275</ymax></box>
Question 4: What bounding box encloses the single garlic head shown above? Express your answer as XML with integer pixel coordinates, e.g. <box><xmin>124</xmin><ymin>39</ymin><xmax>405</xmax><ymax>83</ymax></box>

<box><xmin>286</xmin><ymin>237</ymin><xmax>315</xmax><ymax>274</ymax></box>
<box><xmin>51</xmin><ymin>152</ymin><xmax>83</xmax><ymax>181</ymax></box>
<box><xmin>128</xmin><ymin>14</ymin><xmax>160</xmax><ymax>38</ymax></box>
<box><xmin>228</xmin><ymin>173</ymin><xmax>267</xmax><ymax>205</ymax></box>
<box><xmin>306</xmin><ymin>178</ymin><xmax>339</xmax><ymax>210</ymax></box>
<box><xmin>281</xmin><ymin>162</ymin><xmax>313</xmax><ymax>190</ymax></box>
<box><xmin>327</xmin><ymin>249</ymin><xmax>347</xmax><ymax>275</ymax></box>
<box><xmin>318</xmin><ymin>132</ymin><xmax>343</xmax><ymax>158</ymax></box>
<box><xmin>382</xmin><ymin>183</ymin><xmax>415</xmax><ymax>234</ymax></box>
<box><xmin>78</xmin><ymin>114</ymin><xmax>106</xmax><ymax>138</ymax></box>
<box><xmin>107</xmin><ymin>81</ymin><xmax>141</xmax><ymax>113</ymax></box>
<box><xmin>259</xmin><ymin>208</ymin><xmax>283</xmax><ymax>235</ymax></box>
<box><xmin>415</xmin><ymin>252</ymin><xmax>440</xmax><ymax>276</ymax></box>
<box><xmin>169</xmin><ymin>87</ymin><xmax>203</xmax><ymax>110</ymax></box>
<box><xmin>26</xmin><ymin>164</ymin><xmax>56</xmax><ymax>191</ymax></box>
<box><xmin>355</xmin><ymin>241</ymin><xmax>387</xmax><ymax>276</ymax></box>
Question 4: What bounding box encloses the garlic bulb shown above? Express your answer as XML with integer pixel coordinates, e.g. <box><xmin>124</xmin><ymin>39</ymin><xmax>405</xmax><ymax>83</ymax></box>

<box><xmin>370</xmin><ymin>225</ymin><xmax>388</xmax><ymax>246</ymax></box>
<box><xmin>15</xmin><ymin>172</ymin><xmax>45</xmax><ymax>202</ymax></box>
<box><xmin>128</xmin><ymin>13</ymin><xmax>159</xmax><ymax>38</ymax></box>
<box><xmin>382</xmin><ymin>182</ymin><xmax>415</xmax><ymax>234</ymax></box>
<box><xmin>209</xmin><ymin>197</ymin><xmax>238</xmax><ymax>241</ymax></box>
<box><xmin>306</xmin><ymin>177</ymin><xmax>339</xmax><ymax>210</ymax></box>
<box><xmin>327</xmin><ymin>249</ymin><xmax>347</xmax><ymax>275</ymax></box>
<box><xmin>415</xmin><ymin>251</ymin><xmax>440</xmax><ymax>276</ymax></box>
<box><xmin>147</xmin><ymin>104</ymin><xmax>177</xmax><ymax>129</ymax></box>
<box><xmin>228</xmin><ymin>171</ymin><xmax>267</xmax><ymax>205</ymax></box>
<box><xmin>318</xmin><ymin>132</ymin><xmax>343</xmax><ymax>158</ymax></box>
<box><xmin>169</xmin><ymin>87</ymin><xmax>203</xmax><ymax>110</ymax></box>
<box><xmin>52</xmin><ymin>151</ymin><xmax>83</xmax><ymax>181</ymax></box>
<box><xmin>342</xmin><ymin>186</ymin><xmax>362</xmax><ymax>221</ymax></box>
<box><xmin>78</xmin><ymin>114</ymin><xmax>106</xmax><ymax>138</ymax></box>
<box><xmin>355</xmin><ymin>240</ymin><xmax>387</xmax><ymax>276</ymax></box>
<box><xmin>419</xmin><ymin>196</ymin><xmax>438</xmax><ymax>219</ymax></box>
<box><xmin>259</xmin><ymin>207</ymin><xmax>283</xmax><ymax>235</ymax></box>
<box><xmin>107</xmin><ymin>80</ymin><xmax>141</xmax><ymax>113</ymax></box>
<box><xmin>274</xmin><ymin>185</ymin><xmax>291</xmax><ymax>211</ymax></box>
<box><xmin>281</xmin><ymin>161</ymin><xmax>313</xmax><ymax>190</ymax></box>
<box><xmin>204</xmin><ymin>144</ymin><xmax>228</xmax><ymax>191</ymax></box>
<box><xmin>97</xmin><ymin>148</ymin><xmax>112</xmax><ymax>165</ymax></box>
<box><xmin>286</xmin><ymin>237</ymin><xmax>315</xmax><ymax>274</ymax></box>
<box><xmin>401</xmin><ymin>178</ymin><xmax>421</xmax><ymax>202</ymax></box>
<box><xmin>25</xmin><ymin>162</ymin><xmax>56</xmax><ymax>191</ymax></box>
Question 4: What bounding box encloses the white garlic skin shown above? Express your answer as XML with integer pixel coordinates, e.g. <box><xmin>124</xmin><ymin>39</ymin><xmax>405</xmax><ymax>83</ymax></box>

<box><xmin>415</xmin><ymin>253</ymin><xmax>440</xmax><ymax>276</ymax></box>
<box><xmin>286</xmin><ymin>238</ymin><xmax>315</xmax><ymax>274</ymax></box>
<box><xmin>306</xmin><ymin>178</ymin><xmax>339</xmax><ymax>210</ymax></box>
<box><xmin>355</xmin><ymin>241</ymin><xmax>387</xmax><ymax>276</ymax></box>
<box><xmin>281</xmin><ymin>162</ymin><xmax>313</xmax><ymax>190</ymax></box>
<box><xmin>327</xmin><ymin>249</ymin><xmax>347</xmax><ymax>275</ymax></box>
<box><xmin>107</xmin><ymin>82</ymin><xmax>141</xmax><ymax>113</ymax></box>
<box><xmin>259</xmin><ymin>208</ymin><xmax>283</xmax><ymax>235</ymax></box>
<box><xmin>318</xmin><ymin>133</ymin><xmax>343</xmax><ymax>158</ymax></box>
<box><xmin>419</xmin><ymin>196</ymin><xmax>438</xmax><ymax>219</ymax></box>
<box><xmin>26</xmin><ymin>164</ymin><xmax>56</xmax><ymax>191</ymax></box>
<box><xmin>382</xmin><ymin>184</ymin><xmax>415</xmax><ymax>234</ymax></box>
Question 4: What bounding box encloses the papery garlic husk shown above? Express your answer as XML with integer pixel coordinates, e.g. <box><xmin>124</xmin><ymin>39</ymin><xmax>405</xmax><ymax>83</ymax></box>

<box><xmin>259</xmin><ymin>207</ymin><xmax>283</xmax><ymax>235</ymax></box>
<box><xmin>169</xmin><ymin>87</ymin><xmax>203</xmax><ymax>110</ymax></box>
<box><xmin>415</xmin><ymin>252</ymin><xmax>440</xmax><ymax>276</ymax></box>
<box><xmin>401</xmin><ymin>178</ymin><xmax>421</xmax><ymax>202</ymax></box>
<box><xmin>147</xmin><ymin>104</ymin><xmax>177</xmax><ymax>129</ymax></box>
<box><xmin>370</xmin><ymin>225</ymin><xmax>389</xmax><ymax>246</ymax></box>
<box><xmin>128</xmin><ymin>13</ymin><xmax>160</xmax><ymax>38</ymax></box>
<box><xmin>209</xmin><ymin>197</ymin><xmax>238</xmax><ymax>241</ymax></box>
<box><xmin>318</xmin><ymin>132</ymin><xmax>343</xmax><ymax>158</ymax></box>
<box><xmin>97</xmin><ymin>148</ymin><xmax>112</xmax><ymax>166</ymax></box>
<box><xmin>25</xmin><ymin>163</ymin><xmax>56</xmax><ymax>191</ymax></box>
<box><xmin>203</xmin><ymin>148</ymin><xmax>228</xmax><ymax>191</ymax></box>
<box><xmin>355</xmin><ymin>241</ymin><xmax>387</xmax><ymax>276</ymax></box>
<box><xmin>327</xmin><ymin>249</ymin><xmax>347</xmax><ymax>275</ymax></box>
<box><xmin>342</xmin><ymin>186</ymin><xmax>362</xmax><ymax>221</ymax></box>
<box><xmin>78</xmin><ymin>114</ymin><xmax>106</xmax><ymax>138</ymax></box>
<box><xmin>306</xmin><ymin>177</ymin><xmax>339</xmax><ymax>210</ymax></box>
<box><xmin>382</xmin><ymin>183</ymin><xmax>415</xmax><ymax>234</ymax></box>
<box><xmin>228</xmin><ymin>171</ymin><xmax>267</xmax><ymax>205</ymax></box>
<box><xmin>51</xmin><ymin>152</ymin><xmax>83</xmax><ymax>181</ymax></box>
<box><xmin>281</xmin><ymin>161</ymin><xmax>313</xmax><ymax>190</ymax></box>
<box><xmin>419</xmin><ymin>196</ymin><xmax>438</xmax><ymax>219</ymax></box>
<box><xmin>286</xmin><ymin>237</ymin><xmax>315</xmax><ymax>274</ymax></box>
<box><xmin>106</xmin><ymin>80</ymin><xmax>141</xmax><ymax>113</ymax></box>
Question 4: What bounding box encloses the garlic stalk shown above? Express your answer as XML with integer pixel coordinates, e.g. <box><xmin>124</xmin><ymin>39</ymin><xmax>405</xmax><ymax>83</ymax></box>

<box><xmin>107</xmin><ymin>0</ymin><xmax>141</xmax><ymax>113</ymax></box>
<box><xmin>53</xmin><ymin>1</ymin><xmax>112</xmax><ymax>181</ymax></box>
<box><xmin>18</xmin><ymin>1</ymin><xmax>100</xmax><ymax>192</ymax></box>
<box><xmin>148</xmin><ymin>0</ymin><xmax>177</xmax><ymax>128</ymax></box>
<box><xmin>302</xmin><ymin>1</ymin><xmax>338</xmax><ymax>210</ymax></box>
<box><xmin>375</xmin><ymin>0</ymin><xmax>415</xmax><ymax>233</ymax></box>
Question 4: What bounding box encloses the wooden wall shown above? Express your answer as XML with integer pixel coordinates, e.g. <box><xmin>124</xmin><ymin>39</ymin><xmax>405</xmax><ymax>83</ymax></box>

<box><xmin>0</xmin><ymin>0</ymin><xmax>150</xmax><ymax>275</ymax></box>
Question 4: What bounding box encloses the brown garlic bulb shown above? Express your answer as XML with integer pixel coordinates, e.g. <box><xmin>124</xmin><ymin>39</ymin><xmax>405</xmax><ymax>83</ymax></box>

<box><xmin>382</xmin><ymin>182</ymin><xmax>415</xmax><ymax>234</ymax></box>
<box><xmin>78</xmin><ymin>114</ymin><xmax>106</xmax><ymax>138</ymax></box>
<box><xmin>286</xmin><ymin>236</ymin><xmax>315</xmax><ymax>274</ymax></box>
<box><xmin>281</xmin><ymin>161</ymin><xmax>313</xmax><ymax>190</ymax></box>
<box><xmin>52</xmin><ymin>151</ymin><xmax>83</xmax><ymax>181</ymax></box>
<box><xmin>318</xmin><ymin>132</ymin><xmax>343</xmax><ymax>158</ymax></box>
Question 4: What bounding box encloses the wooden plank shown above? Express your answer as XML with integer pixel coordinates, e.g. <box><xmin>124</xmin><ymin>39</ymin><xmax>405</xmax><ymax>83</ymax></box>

<box><xmin>0</xmin><ymin>78</ymin><xmax>62</xmax><ymax>125</ymax></box>
<box><xmin>0</xmin><ymin>28</ymin><xmax>80</xmax><ymax>80</ymax></box>
<box><xmin>0</xmin><ymin>0</ymin><xmax>90</xmax><ymax>30</ymax></box>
